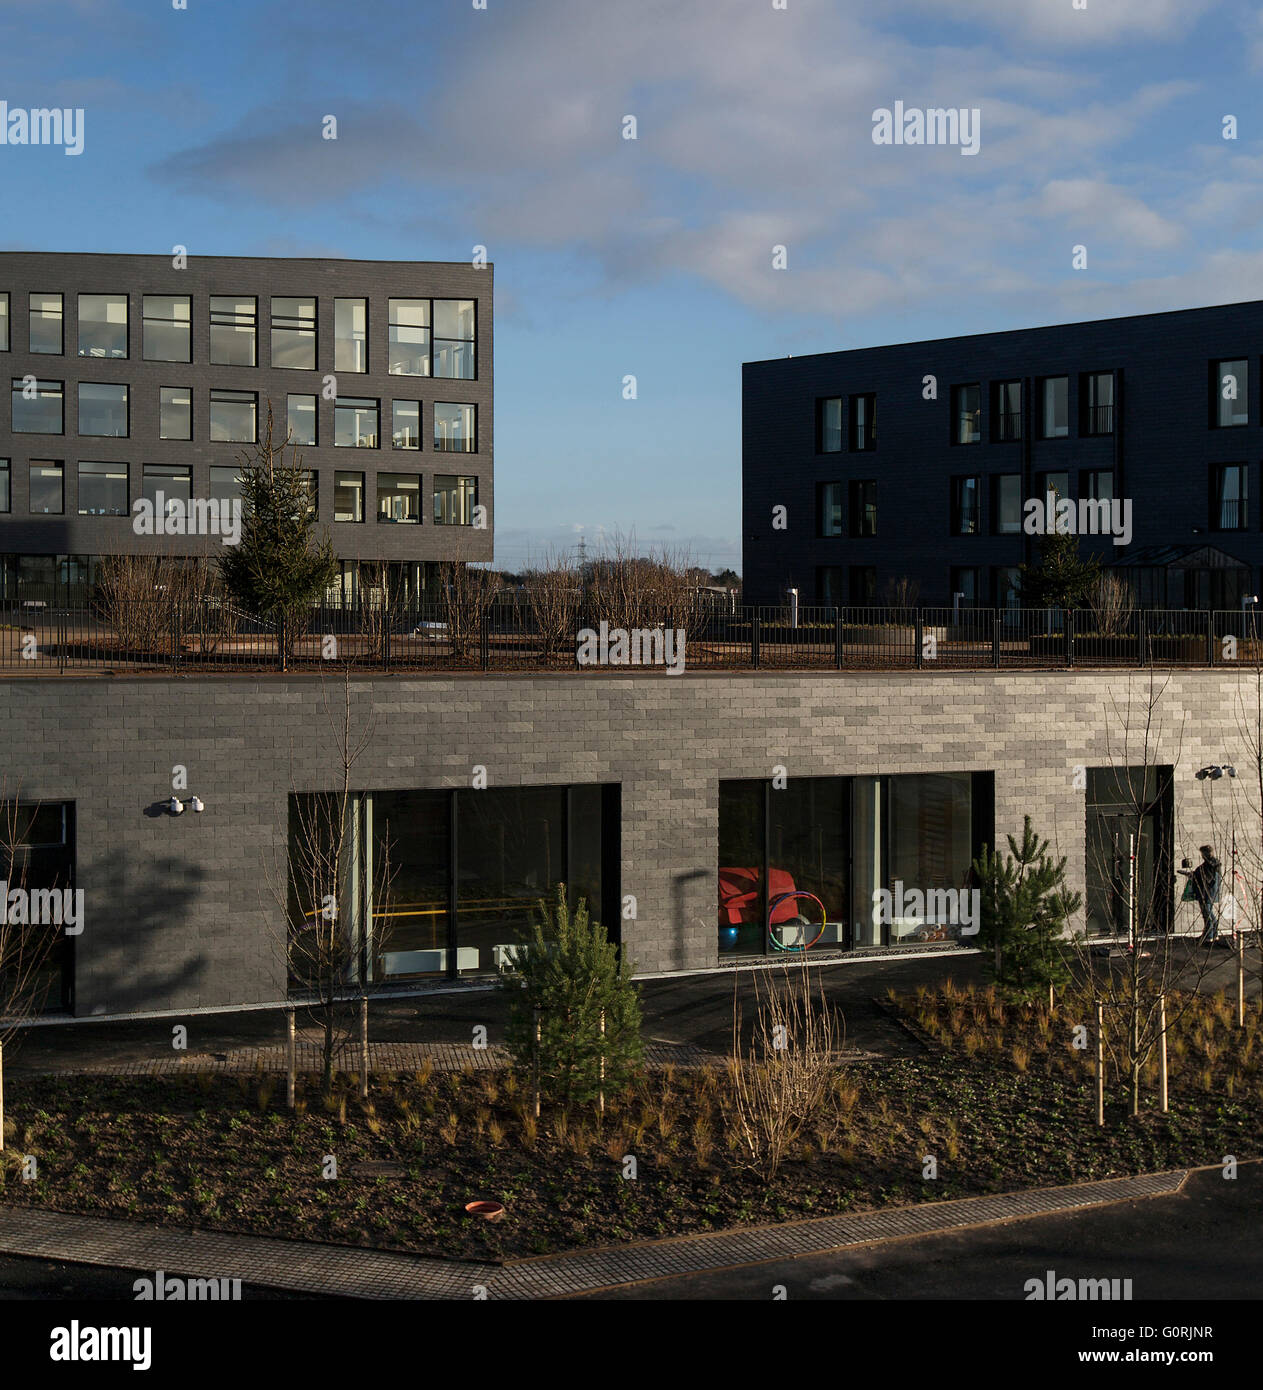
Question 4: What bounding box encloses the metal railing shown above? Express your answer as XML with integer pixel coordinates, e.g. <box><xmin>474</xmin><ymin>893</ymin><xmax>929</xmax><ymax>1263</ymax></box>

<box><xmin>1</xmin><ymin>600</ymin><xmax>1260</xmax><ymax>675</ymax></box>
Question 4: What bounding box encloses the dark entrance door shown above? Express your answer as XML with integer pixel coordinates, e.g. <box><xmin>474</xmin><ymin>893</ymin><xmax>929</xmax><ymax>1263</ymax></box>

<box><xmin>1085</xmin><ymin>768</ymin><xmax>1173</xmax><ymax>938</ymax></box>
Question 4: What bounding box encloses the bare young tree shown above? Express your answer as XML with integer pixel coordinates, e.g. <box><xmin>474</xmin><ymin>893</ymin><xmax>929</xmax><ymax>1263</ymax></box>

<box><xmin>584</xmin><ymin>531</ymin><xmax>707</xmax><ymax>643</ymax></box>
<box><xmin>438</xmin><ymin>560</ymin><xmax>501</xmax><ymax>663</ymax></box>
<box><xmin>521</xmin><ymin>549</ymin><xmax>582</xmax><ymax>664</ymax></box>
<box><xmin>1089</xmin><ymin>572</ymin><xmax>1136</xmax><ymax>640</ymax></box>
<box><xmin>0</xmin><ymin>787</ymin><xmax>61</xmax><ymax>1153</ymax></box>
<box><xmin>270</xmin><ymin>667</ymin><xmax>393</xmax><ymax>1095</ymax></box>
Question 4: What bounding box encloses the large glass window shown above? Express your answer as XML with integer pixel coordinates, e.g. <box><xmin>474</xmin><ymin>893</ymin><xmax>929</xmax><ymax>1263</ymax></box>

<box><xmin>287</xmin><ymin>393</ymin><xmax>317</xmax><ymax>446</ymax></box>
<box><xmin>29</xmin><ymin>293</ymin><xmax>62</xmax><ymax>354</ymax></box>
<box><xmin>160</xmin><ymin>386</ymin><xmax>192</xmax><ymax>441</ymax></box>
<box><xmin>77</xmin><ymin>382</ymin><xmax>128</xmax><ymax>437</ymax></box>
<box><xmin>849</xmin><ymin>479</ymin><xmax>876</xmax><ymax>537</ymax></box>
<box><xmin>210</xmin><ymin>464</ymin><xmax>242</xmax><ymax>505</ymax></box>
<box><xmin>1083</xmin><ymin>371</ymin><xmax>1114</xmax><ymax>435</ymax></box>
<box><xmin>817</xmin><ymin>566</ymin><xmax>845</xmax><ymax>607</ymax></box>
<box><xmin>335</xmin><ymin>471</ymin><xmax>364</xmax><ymax>522</ymax></box>
<box><xmin>850</xmin><ymin>392</ymin><xmax>875</xmax><ymax>451</ymax></box>
<box><xmin>718</xmin><ymin>781</ymin><xmax>765</xmax><ymax>956</ymax></box>
<box><xmin>377</xmin><ymin>472</ymin><xmax>420</xmax><ymax>523</ymax></box>
<box><xmin>29</xmin><ymin>460</ymin><xmax>63</xmax><ymax>513</ymax></box>
<box><xmin>1039</xmin><ymin>376</ymin><xmax>1069</xmax><ymax>438</ymax></box>
<box><xmin>886</xmin><ymin>773</ymin><xmax>975</xmax><ymax>943</ymax></box>
<box><xmin>209</xmin><ymin>389</ymin><xmax>257</xmax><ymax>443</ymax></box>
<box><xmin>818</xmin><ymin>397</ymin><xmax>842</xmax><ymax>453</ymax></box>
<box><xmin>209</xmin><ymin>296</ymin><xmax>257</xmax><ymax>366</ymax></box>
<box><xmin>0</xmin><ymin>459</ymin><xmax>8</xmax><ymax>512</ymax></box>
<box><xmin>334</xmin><ymin>298</ymin><xmax>367</xmax><ymax>373</ymax></box>
<box><xmin>77</xmin><ymin>293</ymin><xmax>128</xmax><ymax>358</ymax></box>
<box><xmin>0</xmin><ymin>799</ymin><xmax>75</xmax><ymax>1012</ymax></box>
<box><xmin>392</xmin><ymin>399</ymin><xmax>421</xmax><ymax>449</ymax></box>
<box><xmin>994</xmin><ymin>565</ymin><xmax>1021</xmax><ymax>612</ymax></box>
<box><xmin>992</xmin><ymin>380</ymin><xmax>1022</xmax><ymax>441</ymax></box>
<box><xmin>0</xmin><ymin>292</ymin><xmax>8</xmax><ymax>351</ymax></box>
<box><xmin>433</xmin><ymin>298</ymin><xmax>475</xmax><ymax>379</ymax></box>
<box><xmin>77</xmin><ymin>460</ymin><xmax>129</xmax><ymax>516</ymax></box>
<box><xmin>12</xmin><ymin>378</ymin><xmax>63</xmax><ymax>433</ymax></box>
<box><xmin>1214</xmin><ymin>463</ymin><xmax>1248</xmax><ymax>531</ymax></box>
<box><xmin>271</xmin><ymin>296</ymin><xmax>316</xmax><ymax>370</ymax></box>
<box><xmin>1082</xmin><ymin>469</ymin><xmax>1114</xmax><ymax>503</ymax></box>
<box><xmin>818</xmin><ymin>481</ymin><xmax>844</xmax><ymax>537</ymax></box>
<box><xmin>388</xmin><ymin>299</ymin><xmax>429</xmax><ymax>376</ymax></box>
<box><xmin>1038</xmin><ymin>470</ymin><xmax>1069</xmax><ymax>502</ymax></box>
<box><xmin>951</xmin><ymin>567</ymin><xmax>980</xmax><ymax>607</ymax></box>
<box><xmin>951</xmin><ymin>475</ymin><xmax>980</xmax><ymax>534</ymax></box>
<box><xmin>952</xmin><ymin>384</ymin><xmax>981</xmax><ymax>444</ymax></box>
<box><xmin>142</xmin><ymin>463</ymin><xmax>191</xmax><ymax>509</ymax></box>
<box><xmin>335</xmin><ymin>396</ymin><xmax>379</xmax><ymax>448</ymax></box>
<box><xmin>434</xmin><ymin>402</ymin><xmax>475</xmax><ymax>452</ymax></box>
<box><xmin>434</xmin><ymin>474</ymin><xmax>476</xmax><ymax>526</ymax></box>
<box><xmin>992</xmin><ymin>473</ymin><xmax>1021</xmax><ymax>534</ymax></box>
<box><xmin>142</xmin><ymin>295</ymin><xmax>191</xmax><ymax>362</ymax></box>
<box><xmin>1214</xmin><ymin>359</ymin><xmax>1249</xmax><ymax>428</ymax></box>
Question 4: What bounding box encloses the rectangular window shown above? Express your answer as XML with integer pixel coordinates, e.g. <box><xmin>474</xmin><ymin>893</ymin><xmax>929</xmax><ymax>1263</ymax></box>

<box><xmin>377</xmin><ymin>472</ymin><xmax>420</xmax><ymax>523</ymax></box>
<box><xmin>818</xmin><ymin>481</ymin><xmax>844</xmax><ymax>537</ymax></box>
<box><xmin>1082</xmin><ymin>469</ymin><xmax>1114</xmax><ymax>502</ymax></box>
<box><xmin>1039</xmin><ymin>376</ymin><xmax>1069</xmax><ymax>438</ymax></box>
<box><xmin>335</xmin><ymin>397</ymin><xmax>379</xmax><ymax>448</ymax></box>
<box><xmin>29</xmin><ymin>293</ymin><xmax>62</xmax><ymax>354</ymax></box>
<box><xmin>271</xmin><ymin>296</ymin><xmax>316</xmax><ymax>370</ymax></box>
<box><xmin>817</xmin><ymin>397</ymin><xmax>842</xmax><ymax>453</ymax></box>
<box><xmin>210</xmin><ymin>296</ymin><xmax>257</xmax><ymax>367</ymax></box>
<box><xmin>142</xmin><ymin>294</ymin><xmax>191</xmax><ymax>362</ymax></box>
<box><xmin>992</xmin><ymin>474</ymin><xmax>1022</xmax><ymax>535</ymax></box>
<box><xmin>816</xmin><ymin>566</ymin><xmax>846</xmax><ymax>607</ymax></box>
<box><xmin>850</xmin><ymin>392</ymin><xmax>875</xmax><ymax>451</ymax></box>
<box><xmin>160</xmin><ymin>386</ymin><xmax>192</xmax><ymax>441</ymax></box>
<box><xmin>77</xmin><ymin>293</ymin><xmax>128</xmax><ymax>358</ymax></box>
<box><xmin>335</xmin><ymin>470</ymin><xmax>364</xmax><ymax>522</ymax></box>
<box><xmin>434</xmin><ymin>474</ymin><xmax>476</xmax><ymax>526</ymax></box>
<box><xmin>301</xmin><ymin>469</ymin><xmax>318</xmax><ymax>518</ymax></box>
<box><xmin>209</xmin><ymin>464</ymin><xmax>242</xmax><ymax>505</ymax></box>
<box><xmin>392</xmin><ymin>399</ymin><xmax>421</xmax><ymax>449</ymax></box>
<box><xmin>994</xmin><ymin>566</ymin><xmax>1021</xmax><ymax>611</ymax></box>
<box><xmin>848</xmin><ymin>479</ymin><xmax>876</xmax><ymax>537</ymax></box>
<box><xmin>1213</xmin><ymin>359</ymin><xmax>1249</xmax><ymax>428</ymax></box>
<box><xmin>952</xmin><ymin>384</ymin><xmax>981</xmax><ymax>444</ymax></box>
<box><xmin>388</xmin><ymin>299</ymin><xmax>430</xmax><ymax>376</ymax></box>
<box><xmin>951</xmin><ymin>475</ymin><xmax>980</xmax><ymax>534</ymax></box>
<box><xmin>77</xmin><ymin>460</ymin><xmax>129</xmax><ymax>516</ymax></box>
<box><xmin>0</xmin><ymin>458</ymin><xmax>8</xmax><ymax>512</ymax></box>
<box><xmin>1038</xmin><ymin>470</ymin><xmax>1070</xmax><ymax>502</ymax></box>
<box><xmin>29</xmin><ymin>460</ymin><xmax>63</xmax><ymax>514</ymax></box>
<box><xmin>287</xmin><ymin>393</ymin><xmax>317</xmax><ymax>446</ymax></box>
<box><xmin>1083</xmin><ymin>371</ymin><xmax>1114</xmax><ymax>435</ymax></box>
<box><xmin>209</xmin><ymin>388</ymin><xmax>257</xmax><ymax>443</ymax></box>
<box><xmin>77</xmin><ymin>382</ymin><xmax>128</xmax><ymax>437</ymax></box>
<box><xmin>1214</xmin><ymin>463</ymin><xmax>1248</xmax><ymax>531</ymax></box>
<box><xmin>432</xmin><ymin>298</ymin><xmax>476</xmax><ymax>379</ymax></box>
<box><xmin>434</xmin><ymin>401</ymin><xmax>475</xmax><ymax>452</ymax></box>
<box><xmin>11</xmin><ymin>378</ymin><xmax>63</xmax><ymax>433</ymax></box>
<box><xmin>849</xmin><ymin>566</ymin><xmax>876</xmax><ymax>605</ymax></box>
<box><xmin>992</xmin><ymin>380</ymin><xmax>1022</xmax><ymax>441</ymax></box>
<box><xmin>334</xmin><ymin>298</ymin><xmax>368</xmax><ymax>373</ymax></box>
<box><xmin>0</xmin><ymin>292</ymin><xmax>8</xmax><ymax>351</ymax></box>
<box><xmin>950</xmin><ymin>567</ymin><xmax>980</xmax><ymax>607</ymax></box>
<box><xmin>142</xmin><ymin>464</ymin><xmax>192</xmax><ymax>510</ymax></box>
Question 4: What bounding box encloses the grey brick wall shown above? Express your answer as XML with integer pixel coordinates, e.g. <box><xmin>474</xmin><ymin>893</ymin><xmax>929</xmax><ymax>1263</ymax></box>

<box><xmin>0</xmin><ymin>667</ymin><xmax>1250</xmax><ymax>1015</ymax></box>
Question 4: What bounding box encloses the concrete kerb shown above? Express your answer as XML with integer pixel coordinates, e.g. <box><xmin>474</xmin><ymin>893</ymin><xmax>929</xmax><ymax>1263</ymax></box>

<box><xmin>0</xmin><ymin>1167</ymin><xmax>1194</xmax><ymax>1301</ymax></box>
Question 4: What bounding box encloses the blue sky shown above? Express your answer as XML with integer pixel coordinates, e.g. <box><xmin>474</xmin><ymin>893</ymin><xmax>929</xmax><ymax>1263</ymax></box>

<box><xmin>2</xmin><ymin>0</ymin><xmax>1261</xmax><ymax>575</ymax></box>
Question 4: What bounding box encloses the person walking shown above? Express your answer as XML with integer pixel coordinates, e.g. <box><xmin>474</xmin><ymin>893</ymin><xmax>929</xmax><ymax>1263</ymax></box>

<box><xmin>1178</xmin><ymin>845</ymin><xmax>1224</xmax><ymax>946</ymax></box>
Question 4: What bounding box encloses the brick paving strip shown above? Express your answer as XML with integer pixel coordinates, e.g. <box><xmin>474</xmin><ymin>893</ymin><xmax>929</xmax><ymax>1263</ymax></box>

<box><xmin>0</xmin><ymin>1169</ymin><xmax>1186</xmax><ymax>1300</ymax></box>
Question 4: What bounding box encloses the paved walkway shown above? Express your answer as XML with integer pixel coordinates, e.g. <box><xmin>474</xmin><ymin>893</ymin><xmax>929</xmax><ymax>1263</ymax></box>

<box><xmin>0</xmin><ymin>1169</ymin><xmax>1187</xmax><ymax>1300</ymax></box>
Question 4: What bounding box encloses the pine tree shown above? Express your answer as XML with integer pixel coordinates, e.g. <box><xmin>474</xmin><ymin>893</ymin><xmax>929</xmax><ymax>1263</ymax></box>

<box><xmin>972</xmin><ymin>817</ymin><xmax>1080</xmax><ymax>995</ymax></box>
<box><xmin>501</xmin><ymin>884</ymin><xmax>643</xmax><ymax>1111</ymax></box>
<box><xmin>1017</xmin><ymin>528</ymin><xmax>1100</xmax><ymax>609</ymax></box>
<box><xmin>218</xmin><ymin>402</ymin><xmax>336</xmax><ymax>671</ymax></box>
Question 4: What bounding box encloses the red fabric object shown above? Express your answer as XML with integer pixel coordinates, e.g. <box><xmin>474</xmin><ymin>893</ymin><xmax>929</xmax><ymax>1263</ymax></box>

<box><xmin>719</xmin><ymin>867</ymin><xmax>798</xmax><ymax>925</ymax></box>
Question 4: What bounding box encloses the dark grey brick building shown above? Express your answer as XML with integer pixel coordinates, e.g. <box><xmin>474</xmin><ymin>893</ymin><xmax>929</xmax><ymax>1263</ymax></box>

<box><xmin>0</xmin><ymin>667</ymin><xmax>1244</xmax><ymax>1019</ymax></box>
<box><xmin>743</xmin><ymin>300</ymin><xmax>1263</xmax><ymax>610</ymax></box>
<box><xmin>0</xmin><ymin>252</ymin><xmax>492</xmax><ymax>603</ymax></box>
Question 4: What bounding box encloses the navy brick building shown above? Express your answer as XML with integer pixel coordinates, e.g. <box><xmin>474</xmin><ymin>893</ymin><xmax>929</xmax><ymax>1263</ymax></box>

<box><xmin>743</xmin><ymin>301</ymin><xmax>1263</xmax><ymax>610</ymax></box>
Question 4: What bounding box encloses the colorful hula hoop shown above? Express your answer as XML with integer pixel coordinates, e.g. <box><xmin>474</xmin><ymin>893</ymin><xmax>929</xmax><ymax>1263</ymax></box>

<box><xmin>767</xmin><ymin>890</ymin><xmax>827</xmax><ymax>952</ymax></box>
